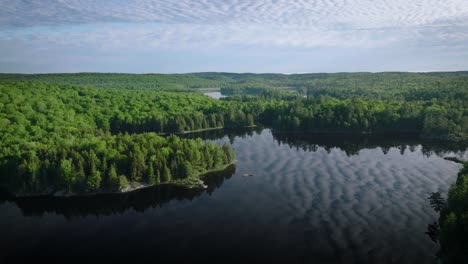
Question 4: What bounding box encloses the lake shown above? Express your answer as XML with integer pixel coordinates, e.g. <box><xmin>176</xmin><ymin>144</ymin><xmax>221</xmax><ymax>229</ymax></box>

<box><xmin>203</xmin><ymin>91</ymin><xmax>226</xmax><ymax>99</ymax></box>
<box><xmin>1</xmin><ymin>128</ymin><xmax>466</xmax><ymax>262</ymax></box>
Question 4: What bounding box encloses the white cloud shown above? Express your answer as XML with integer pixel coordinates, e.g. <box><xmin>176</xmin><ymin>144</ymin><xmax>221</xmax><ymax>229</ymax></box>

<box><xmin>1</xmin><ymin>0</ymin><xmax>468</xmax><ymax>72</ymax></box>
<box><xmin>2</xmin><ymin>0</ymin><xmax>468</xmax><ymax>29</ymax></box>
<box><xmin>1</xmin><ymin>0</ymin><xmax>467</xmax><ymax>48</ymax></box>
<box><xmin>0</xmin><ymin>22</ymin><xmax>462</xmax><ymax>51</ymax></box>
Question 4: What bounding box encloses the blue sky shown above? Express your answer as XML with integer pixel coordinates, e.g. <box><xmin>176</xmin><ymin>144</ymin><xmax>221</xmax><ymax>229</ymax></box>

<box><xmin>1</xmin><ymin>0</ymin><xmax>468</xmax><ymax>73</ymax></box>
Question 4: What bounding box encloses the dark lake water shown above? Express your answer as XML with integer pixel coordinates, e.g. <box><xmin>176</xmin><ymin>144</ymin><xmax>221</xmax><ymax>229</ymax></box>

<box><xmin>1</xmin><ymin>129</ymin><xmax>466</xmax><ymax>262</ymax></box>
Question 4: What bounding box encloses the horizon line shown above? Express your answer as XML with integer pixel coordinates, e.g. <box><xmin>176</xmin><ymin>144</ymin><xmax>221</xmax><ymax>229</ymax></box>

<box><xmin>1</xmin><ymin>70</ymin><xmax>468</xmax><ymax>75</ymax></box>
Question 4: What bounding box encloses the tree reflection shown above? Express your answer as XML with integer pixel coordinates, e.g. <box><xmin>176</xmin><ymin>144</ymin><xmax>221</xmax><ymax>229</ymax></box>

<box><xmin>179</xmin><ymin>126</ymin><xmax>264</xmax><ymax>144</ymax></box>
<box><xmin>272</xmin><ymin>131</ymin><xmax>467</xmax><ymax>157</ymax></box>
<box><xmin>181</xmin><ymin>128</ymin><xmax>467</xmax><ymax>158</ymax></box>
<box><xmin>0</xmin><ymin>165</ymin><xmax>236</xmax><ymax>219</ymax></box>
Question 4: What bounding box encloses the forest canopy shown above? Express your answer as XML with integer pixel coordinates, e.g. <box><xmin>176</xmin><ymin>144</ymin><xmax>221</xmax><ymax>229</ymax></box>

<box><xmin>2</xmin><ymin>72</ymin><xmax>468</xmax><ymax>101</ymax></box>
<box><xmin>0</xmin><ymin>82</ymin><xmax>237</xmax><ymax>195</ymax></box>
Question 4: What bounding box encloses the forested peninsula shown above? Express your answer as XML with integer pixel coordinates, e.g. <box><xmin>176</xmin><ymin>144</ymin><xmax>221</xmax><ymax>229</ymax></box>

<box><xmin>0</xmin><ymin>72</ymin><xmax>467</xmax><ymax>196</ymax></box>
<box><xmin>0</xmin><ymin>82</ymin><xmax>237</xmax><ymax>196</ymax></box>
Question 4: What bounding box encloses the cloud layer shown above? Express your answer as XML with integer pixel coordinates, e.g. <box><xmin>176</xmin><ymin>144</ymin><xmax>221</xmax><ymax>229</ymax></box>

<box><xmin>1</xmin><ymin>0</ymin><xmax>468</xmax><ymax>72</ymax></box>
<box><xmin>3</xmin><ymin>0</ymin><xmax>468</xmax><ymax>29</ymax></box>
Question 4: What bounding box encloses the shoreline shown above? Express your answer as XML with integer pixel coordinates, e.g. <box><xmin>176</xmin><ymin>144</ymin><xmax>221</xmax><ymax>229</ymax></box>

<box><xmin>157</xmin><ymin>126</ymin><xmax>257</xmax><ymax>136</ymax></box>
<box><xmin>271</xmin><ymin>129</ymin><xmax>466</xmax><ymax>142</ymax></box>
<box><xmin>157</xmin><ymin>126</ymin><xmax>223</xmax><ymax>136</ymax></box>
<box><xmin>5</xmin><ymin>161</ymin><xmax>237</xmax><ymax>198</ymax></box>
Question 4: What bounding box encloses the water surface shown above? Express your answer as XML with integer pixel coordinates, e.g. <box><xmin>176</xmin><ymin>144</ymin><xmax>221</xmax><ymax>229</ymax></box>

<box><xmin>1</xmin><ymin>129</ymin><xmax>466</xmax><ymax>262</ymax></box>
<box><xmin>203</xmin><ymin>91</ymin><xmax>226</xmax><ymax>99</ymax></box>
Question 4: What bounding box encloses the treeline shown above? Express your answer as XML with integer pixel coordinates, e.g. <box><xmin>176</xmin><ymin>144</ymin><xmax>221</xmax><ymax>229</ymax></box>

<box><xmin>0</xmin><ymin>81</ymin><xmax>256</xmax><ymax>143</ymax></box>
<box><xmin>221</xmin><ymin>93</ymin><xmax>467</xmax><ymax>141</ymax></box>
<box><xmin>302</xmin><ymin>72</ymin><xmax>468</xmax><ymax>101</ymax></box>
<box><xmin>109</xmin><ymin>106</ymin><xmax>255</xmax><ymax>134</ymax></box>
<box><xmin>0</xmin><ymin>82</ymin><xmax>236</xmax><ymax>195</ymax></box>
<box><xmin>1</xmin><ymin>81</ymin><xmax>465</xmax><ymax>152</ymax></box>
<box><xmin>259</xmin><ymin>97</ymin><xmax>467</xmax><ymax>141</ymax></box>
<box><xmin>0</xmin><ymin>73</ymin><xmax>227</xmax><ymax>90</ymax></box>
<box><xmin>2</xmin><ymin>165</ymin><xmax>237</xmax><ymax>218</ymax></box>
<box><xmin>429</xmin><ymin>162</ymin><xmax>468</xmax><ymax>263</ymax></box>
<box><xmin>2</xmin><ymin>72</ymin><xmax>468</xmax><ymax>102</ymax></box>
<box><xmin>0</xmin><ymin>133</ymin><xmax>235</xmax><ymax>194</ymax></box>
<box><xmin>220</xmin><ymin>86</ymin><xmax>300</xmax><ymax>101</ymax></box>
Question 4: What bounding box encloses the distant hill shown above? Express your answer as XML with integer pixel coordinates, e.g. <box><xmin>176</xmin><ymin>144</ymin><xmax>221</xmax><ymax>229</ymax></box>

<box><xmin>1</xmin><ymin>72</ymin><xmax>467</xmax><ymax>100</ymax></box>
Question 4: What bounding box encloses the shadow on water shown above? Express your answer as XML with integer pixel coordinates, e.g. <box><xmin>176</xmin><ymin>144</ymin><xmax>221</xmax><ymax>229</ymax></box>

<box><xmin>272</xmin><ymin>131</ymin><xmax>468</xmax><ymax>157</ymax></box>
<box><xmin>181</xmin><ymin>127</ymin><xmax>467</xmax><ymax>157</ymax></box>
<box><xmin>179</xmin><ymin>126</ymin><xmax>264</xmax><ymax>143</ymax></box>
<box><xmin>185</xmin><ymin>127</ymin><xmax>467</xmax><ymax>157</ymax></box>
<box><xmin>0</xmin><ymin>165</ymin><xmax>236</xmax><ymax>219</ymax></box>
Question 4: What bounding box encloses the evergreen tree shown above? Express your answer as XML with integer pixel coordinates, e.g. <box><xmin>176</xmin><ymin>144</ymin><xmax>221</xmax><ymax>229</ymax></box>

<box><xmin>86</xmin><ymin>171</ymin><xmax>101</xmax><ymax>192</ymax></box>
<box><xmin>147</xmin><ymin>162</ymin><xmax>156</xmax><ymax>184</ymax></box>
<box><xmin>59</xmin><ymin>158</ymin><xmax>74</xmax><ymax>192</ymax></box>
<box><xmin>156</xmin><ymin>169</ymin><xmax>161</xmax><ymax>184</ymax></box>
<box><xmin>162</xmin><ymin>166</ymin><xmax>171</xmax><ymax>182</ymax></box>
<box><xmin>119</xmin><ymin>175</ymin><xmax>129</xmax><ymax>190</ymax></box>
<box><xmin>108</xmin><ymin>163</ymin><xmax>119</xmax><ymax>189</ymax></box>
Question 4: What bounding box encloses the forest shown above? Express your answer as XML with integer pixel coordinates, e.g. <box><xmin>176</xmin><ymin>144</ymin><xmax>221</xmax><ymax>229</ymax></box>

<box><xmin>0</xmin><ymin>72</ymin><xmax>467</xmax><ymax>195</ymax></box>
<box><xmin>0</xmin><ymin>82</ymin><xmax>236</xmax><ymax>195</ymax></box>
<box><xmin>2</xmin><ymin>72</ymin><xmax>468</xmax><ymax>97</ymax></box>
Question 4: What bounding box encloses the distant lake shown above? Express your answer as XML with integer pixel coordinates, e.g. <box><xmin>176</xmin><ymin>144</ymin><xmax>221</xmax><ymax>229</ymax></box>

<box><xmin>1</xmin><ymin>129</ymin><xmax>466</xmax><ymax>262</ymax></box>
<box><xmin>204</xmin><ymin>91</ymin><xmax>226</xmax><ymax>99</ymax></box>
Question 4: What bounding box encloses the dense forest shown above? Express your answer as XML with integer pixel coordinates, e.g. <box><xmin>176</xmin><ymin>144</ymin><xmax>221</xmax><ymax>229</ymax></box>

<box><xmin>0</xmin><ymin>82</ymin><xmax>236</xmax><ymax>195</ymax></box>
<box><xmin>2</xmin><ymin>72</ymin><xmax>468</xmax><ymax>98</ymax></box>
<box><xmin>260</xmin><ymin>97</ymin><xmax>467</xmax><ymax>141</ymax></box>
<box><xmin>0</xmin><ymin>72</ymin><xmax>467</xmax><ymax>194</ymax></box>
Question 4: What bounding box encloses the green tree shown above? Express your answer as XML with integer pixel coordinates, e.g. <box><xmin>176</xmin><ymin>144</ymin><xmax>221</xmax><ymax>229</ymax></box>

<box><xmin>162</xmin><ymin>166</ymin><xmax>171</xmax><ymax>182</ymax></box>
<box><xmin>147</xmin><ymin>162</ymin><xmax>156</xmax><ymax>184</ymax></box>
<box><xmin>178</xmin><ymin>161</ymin><xmax>194</xmax><ymax>179</ymax></box>
<box><xmin>86</xmin><ymin>171</ymin><xmax>101</xmax><ymax>192</ymax></box>
<box><xmin>108</xmin><ymin>163</ymin><xmax>119</xmax><ymax>189</ymax></box>
<box><xmin>119</xmin><ymin>175</ymin><xmax>129</xmax><ymax>190</ymax></box>
<box><xmin>59</xmin><ymin>158</ymin><xmax>74</xmax><ymax>192</ymax></box>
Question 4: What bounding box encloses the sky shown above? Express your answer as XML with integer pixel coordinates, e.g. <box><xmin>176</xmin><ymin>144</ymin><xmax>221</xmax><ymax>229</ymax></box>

<box><xmin>1</xmin><ymin>0</ymin><xmax>468</xmax><ymax>73</ymax></box>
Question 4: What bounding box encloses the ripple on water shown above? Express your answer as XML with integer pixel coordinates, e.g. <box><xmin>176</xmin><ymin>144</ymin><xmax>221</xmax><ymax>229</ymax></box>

<box><xmin>2</xmin><ymin>129</ymin><xmax>465</xmax><ymax>263</ymax></box>
<box><xmin>227</xmin><ymin>130</ymin><xmax>463</xmax><ymax>262</ymax></box>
